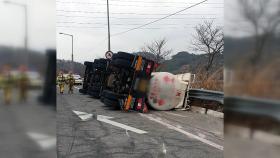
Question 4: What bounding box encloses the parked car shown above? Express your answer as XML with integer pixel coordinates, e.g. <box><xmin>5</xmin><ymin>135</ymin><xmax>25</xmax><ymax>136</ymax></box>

<box><xmin>11</xmin><ymin>70</ymin><xmax>43</xmax><ymax>89</ymax></box>
<box><xmin>73</xmin><ymin>74</ymin><xmax>83</xmax><ymax>85</ymax></box>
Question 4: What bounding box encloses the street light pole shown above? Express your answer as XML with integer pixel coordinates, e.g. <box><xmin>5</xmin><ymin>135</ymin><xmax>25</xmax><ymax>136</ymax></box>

<box><xmin>106</xmin><ymin>0</ymin><xmax>111</xmax><ymax>52</ymax></box>
<box><xmin>71</xmin><ymin>35</ymin><xmax>73</xmax><ymax>63</ymax></box>
<box><xmin>4</xmin><ymin>0</ymin><xmax>28</xmax><ymax>65</ymax></box>
<box><xmin>59</xmin><ymin>32</ymin><xmax>74</xmax><ymax>71</ymax></box>
<box><xmin>24</xmin><ymin>4</ymin><xmax>28</xmax><ymax>54</ymax></box>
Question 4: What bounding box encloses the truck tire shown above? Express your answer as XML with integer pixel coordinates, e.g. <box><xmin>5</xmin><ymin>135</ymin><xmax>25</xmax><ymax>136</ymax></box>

<box><xmin>102</xmin><ymin>90</ymin><xmax>122</xmax><ymax>100</ymax></box>
<box><xmin>79</xmin><ymin>88</ymin><xmax>87</xmax><ymax>94</ymax></box>
<box><xmin>84</xmin><ymin>61</ymin><xmax>93</xmax><ymax>66</ymax></box>
<box><xmin>100</xmin><ymin>96</ymin><xmax>105</xmax><ymax>103</ymax></box>
<box><xmin>97</xmin><ymin>58</ymin><xmax>108</xmax><ymax>64</ymax></box>
<box><xmin>88</xmin><ymin>90</ymin><xmax>100</xmax><ymax>98</ymax></box>
<box><xmin>116</xmin><ymin>52</ymin><xmax>135</xmax><ymax>61</ymax></box>
<box><xmin>111</xmin><ymin>59</ymin><xmax>132</xmax><ymax>69</ymax></box>
<box><xmin>104</xmin><ymin>98</ymin><xmax>120</xmax><ymax>108</ymax></box>
<box><xmin>91</xmin><ymin>85</ymin><xmax>101</xmax><ymax>92</ymax></box>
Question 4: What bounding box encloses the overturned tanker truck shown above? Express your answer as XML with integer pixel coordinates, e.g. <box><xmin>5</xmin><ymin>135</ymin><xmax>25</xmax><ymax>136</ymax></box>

<box><xmin>79</xmin><ymin>51</ymin><xmax>223</xmax><ymax>112</ymax></box>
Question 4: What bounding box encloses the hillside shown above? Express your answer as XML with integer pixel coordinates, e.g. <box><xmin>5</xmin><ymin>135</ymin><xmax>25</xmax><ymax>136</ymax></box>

<box><xmin>0</xmin><ymin>46</ymin><xmax>47</xmax><ymax>74</ymax></box>
<box><xmin>224</xmin><ymin>36</ymin><xmax>280</xmax><ymax>68</ymax></box>
<box><xmin>57</xmin><ymin>59</ymin><xmax>85</xmax><ymax>76</ymax></box>
<box><xmin>56</xmin><ymin>51</ymin><xmax>224</xmax><ymax>76</ymax></box>
<box><xmin>160</xmin><ymin>51</ymin><xmax>223</xmax><ymax>74</ymax></box>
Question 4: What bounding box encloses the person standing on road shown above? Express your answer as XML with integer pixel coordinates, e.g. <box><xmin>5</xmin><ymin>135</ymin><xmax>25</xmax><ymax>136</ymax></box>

<box><xmin>18</xmin><ymin>65</ymin><xmax>29</xmax><ymax>102</ymax></box>
<box><xmin>67</xmin><ymin>72</ymin><xmax>75</xmax><ymax>94</ymax></box>
<box><xmin>57</xmin><ymin>72</ymin><xmax>65</xmax><ymax>94</ymax></box>
<box><xmin>1</xmin><ymin>65</ymin><xmax>14</xmax><ymax>105</ymax></box>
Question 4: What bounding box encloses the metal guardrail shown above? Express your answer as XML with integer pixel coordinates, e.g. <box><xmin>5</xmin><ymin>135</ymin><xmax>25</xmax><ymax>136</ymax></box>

<box><xmin>188</xmin><ymin>89</ymin><xmax>224</xmax><ymax>104</ymax></box>
<box><xmin>224</xmin><ymin>96</ymin><xmax>280</xmax><ymax>122</ymax></box>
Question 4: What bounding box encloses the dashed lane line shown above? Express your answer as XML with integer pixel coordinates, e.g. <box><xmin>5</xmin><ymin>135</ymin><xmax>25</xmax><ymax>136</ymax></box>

<box><xmin>72</xmin><ymin>110</ymin><xmax>148</xmax><ymax>134</ymax></box>
<box><xmin>97</xmin><ymin>115</ymin><xmax>148</xmax><ymax>134</ymax></box>
<box><xmin>26</xmin><ymin>132</ymin><xmax>56</xmax><ymax>150</ymax></box>
<box><xmin>163</xmin><ymin>111</ymin><xmax>188</xmax><ymax>118</ymax></box>
<box><xmin>140</xmin><ymin>113</ymin><xmax>223</xmax><ymax>151</ymax></box>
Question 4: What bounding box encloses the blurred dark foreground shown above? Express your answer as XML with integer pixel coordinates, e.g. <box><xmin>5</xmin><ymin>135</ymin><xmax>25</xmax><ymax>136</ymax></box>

<box><xmin>0</xmin><ymin>49</ymin><xmax>56</xmax><ymax>158</ymax></box>
<box><xmin>224</xmin><ymin>0</ymin><xmax>280</xmax><ymax>157</ymax></box>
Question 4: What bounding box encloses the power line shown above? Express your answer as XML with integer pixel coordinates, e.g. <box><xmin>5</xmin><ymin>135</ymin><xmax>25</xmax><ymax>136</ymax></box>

<box><xmin>107</xmin><ymin>0</ymin><xmax>221</xmax><ymax>4</ymax></box>
<box><xmin>56</xmin><ymin>25</ymin><xmax>179</xmax><ymax>29</ymax></box>
<box><xmin>57</xmin><ymin>22</ymin><xmax>179</xmax><ymax>25</ymax></box>
<box><xmin>57</xmin><ymin>18</ymin><xmax>220</xmax><ymax>25</ymax></box>
<box><xmin>56</xmin><ymin>1</ymin><xmax>223</xmax><ymax>8</ymax></box>
<box><xmin>56</xmin><ymin>10</ymin><xmax>219</xmax><ymax>16</ymax></box>
<box><xmin>57</xmin><ymin>14</ymin><xmax>219</xmax><ymax>20</ymax></box>
<box><xmin>56</xmin><ymin>25</ymin><xmax>223</xmax><ymax>30</ymax></box>
<box><xmin>56</xmin><ymin>0</ymin><xmax>223</xmax><ymax>5</ymax></box>
<box><xmin>111</xmin><ymin>0</ymin><xmax>208</xmax><ymax>37</ymax></box>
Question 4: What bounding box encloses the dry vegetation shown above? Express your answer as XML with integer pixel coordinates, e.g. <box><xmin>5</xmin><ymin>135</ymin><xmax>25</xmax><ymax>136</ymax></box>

<box><xmin>190</xmin><ymin>20</ymin><xmax>224</xmax><ymax>91</ymax></box>
<box><xmin>192</xmin><ymin>65</ymin><xmax>223</xmax><ymax>91</ymax></box>
<box><xmin>225</xmin><ymin>58</ymin><xmax>280</xmax><ymax>100</ymax></box>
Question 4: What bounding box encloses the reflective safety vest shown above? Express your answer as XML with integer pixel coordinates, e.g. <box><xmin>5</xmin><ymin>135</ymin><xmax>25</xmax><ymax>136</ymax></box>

<box><xmin>57</xmin><ymin>75</ymin><xmax>65</xmax><ymax>85</ymax></box>
<box><xmin>67</xmin><ymin>75</ymin><xmax>75</xmax><ymax>85</ymax></box>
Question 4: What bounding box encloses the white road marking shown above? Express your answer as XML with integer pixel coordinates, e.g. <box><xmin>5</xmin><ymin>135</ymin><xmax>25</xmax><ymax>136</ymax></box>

<box><xmin>176</xmin><ymin>124</ymin><xmax>183</xmax><ymax>129</ymax></box>
<box><xmin>162</xmin><ymin>143</ymin><xmax>167</xmax><ymax>154</ymax></box>
<box><xmin>163</xmin><ymin>112</ymin><xmax>188</xmax><ymax>118</ymax></box>
<box><xmin>140</xmin><ymin>114</ymin><xmax>223</xmax><ymax>151</ymax></box>
<box><xmin>72</xmin><ymin>110</ymin><xmax>93</xmax><ymax>121</ymax></box>
<box><xmin>126</xmin><ymin>130</ymin><xmax>130</xmax><ymax>137</ymax></box>
<box><xmin>26</xmin><ymin>132</ymin><xmax>56</xmax><ymax>150</ymax></box>
<box><xmin>198</xmin><ymin>133</ymin><xmax>206</xmax><ymax>139</ymax></box>
<box><xmin>97</xmin><ymin>115</ymin><xmax>148</xmax><ymax>134</ymax></box>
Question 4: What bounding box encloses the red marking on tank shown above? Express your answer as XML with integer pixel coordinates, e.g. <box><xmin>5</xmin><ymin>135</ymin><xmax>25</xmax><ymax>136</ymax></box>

<box><xmin>143</xmin><ymin>103</ymin><xmax>149</xmax><ymax>113</ymax></box>
<box><xmin>137</xmin><ymin>98</ymin><xmax>142</xmax><ymax>110</ymax></box>
<box><xmin>163</xmin><ymin>75</ymin><xmax>171</xmax><ymax>83</ymax></box>
<box><xmin>158</xmin><ymin>99</ymin><xmax>165</xmax><ymax>106</ymax></box>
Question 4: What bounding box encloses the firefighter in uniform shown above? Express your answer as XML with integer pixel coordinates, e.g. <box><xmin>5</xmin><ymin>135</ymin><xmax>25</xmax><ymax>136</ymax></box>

<box><xmin>18</xmin><ymin>65</ymin><xmax>29</xmax><ymax>102</ymax></box>
<box><xmin>57</xmin><ymin>72</ymin><xmax>65</xmax><ymax>94</ymax></box>
<box><xmin>0</xmin><ymin>70</ymin><xmax>3</xmax><ymax>103</ymax></box>
<box><xmin>2</xmin><ymin>65</ymin><xmax>13</xmax><ymax>105</ymax></box>
<box><xmin>67</xmin><ymin>72</ymin><xmax>75</xmax><ymax>94</ymax></box>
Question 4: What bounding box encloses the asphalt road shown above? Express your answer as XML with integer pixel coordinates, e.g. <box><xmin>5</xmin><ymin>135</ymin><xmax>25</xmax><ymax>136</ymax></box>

<box><xmin>57</xmin><ymin>86</ymin><xmax>223</xmax><ymax>158</ymax></box>
<box><xmin>0</xmin><ymin>89</ymin><xmax>56</xmax><ymax>158</ymax></box>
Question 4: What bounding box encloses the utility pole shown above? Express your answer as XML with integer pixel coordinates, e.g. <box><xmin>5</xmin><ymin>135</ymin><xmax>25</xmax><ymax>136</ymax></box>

<box><xmin>24</xmin><ymin>4</ymin><xmax>28</xmax><ymax>58</ymax></box>
<box><xmin>106</xmin><ymin>0</ymin><xmax>111</xmax><ymax>52</ymax></box>
<box><xmin>4</xmin><ymin>0</ymin><xmax>28</xmax><ymax>65</ymax></box>
<box><xmin>59</xmin><ymin>32</ymin><xmax>74</xmax><ymax>72</ymax></box>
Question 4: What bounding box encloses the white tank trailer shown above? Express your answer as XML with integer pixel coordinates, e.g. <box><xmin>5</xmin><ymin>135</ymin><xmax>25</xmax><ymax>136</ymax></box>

<box><xmin>147</xmin><ymin>72</ymin><xmax>193</xmax><ymax>111</ymax></box>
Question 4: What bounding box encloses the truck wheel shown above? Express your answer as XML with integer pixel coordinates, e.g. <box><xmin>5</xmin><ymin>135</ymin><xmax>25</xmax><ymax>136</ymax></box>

<box><xmin>98</xmin><ymin>58</ymin><xmax>108</xmax><ymax>64</ymax></box>
<box><xmin>111</xmin><ymin>59</ymin><xmax>132</xmax><ymax>69</ymax></box>
<box><xmin>79</xmin><ymin>88</ymin><xmax>87</xmax><ymax>94</ymax></box>
<box><xmin>91</xmin><ymin>85</ymin><xmax>101</xmax><ymax>91</ymax></box>
<box><xmin>100</xmin><ymin>96</ymin><xmax>105</xmax><ymax>103</ymax></box>
<box><xmin>102</xmin><ymin>90</ymin><xmax>122</xmax><ymax>100</ymax></box>
<box><xmin>104</xmin><ymin>98</ymin><xmax>120</xmax><ymax>109</ymax></box>
<box><xmin>84</xmin><ymin>61</ymin><xmax>93</xmax><ymax>66</ymax></box>
<box><xmin>88</xmin><ymin>90</ymin><xmax>100</xmax><ymax>98</ymax></box>
<box><xmin>116</xmin><ymin>52</ymin><xmax>135</xmax><ymax>61</ymax></box>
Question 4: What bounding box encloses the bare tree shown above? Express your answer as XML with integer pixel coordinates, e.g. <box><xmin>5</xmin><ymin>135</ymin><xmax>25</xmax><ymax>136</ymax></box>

<box><xmin>239</xmin><ymin>0</ymin><xmax>280</xmax><ymax>64</ymax></box>
<box><xmin>192</xmin><ymin>20</ymin><xmax>224</xmax><ymax>72</ymax></box>
<box><xmin>141</xmin><ymin>38</ymin><xmax>172</xmax><ymax>63</ymax></box>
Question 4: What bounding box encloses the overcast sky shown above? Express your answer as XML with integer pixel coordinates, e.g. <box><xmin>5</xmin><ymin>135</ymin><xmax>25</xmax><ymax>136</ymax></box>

<box><xmin>0</xmin><ymin>0</ymin><xmax>56</xmax><ymax>52</ymax></box>
<box><xmin>56</xmin><ymin>0</ymin><xmax>224</xmax><ymax>63</ymax></box>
